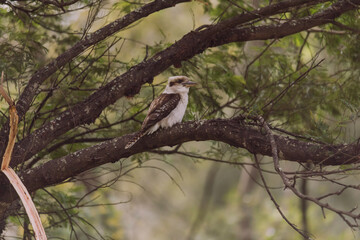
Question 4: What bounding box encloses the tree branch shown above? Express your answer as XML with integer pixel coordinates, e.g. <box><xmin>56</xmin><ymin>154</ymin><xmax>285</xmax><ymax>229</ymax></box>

<box><xmin>10</xmin><ymin>0</ymin><xmax>359</xmax><ymax>167</ymax></box>
<box><xmin>1</xmin><ymin>117</ymin><xmax>359</xmax><ymax>203</ymax></box>
<box><xmin>0</xmin><ymin>0</ymin><xmax>191</xmax><ymax>159</ymax></box>
<box><xmin>210</xmin><ymin>0</ymin><xmax>360</xmax><ymax>46</ymax></box>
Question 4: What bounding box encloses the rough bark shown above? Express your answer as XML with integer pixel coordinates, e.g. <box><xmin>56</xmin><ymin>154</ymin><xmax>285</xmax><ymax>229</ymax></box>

<box><xmin>0</xmin><ymin>0</ymin><xmax>191</xmax><ymax>162</ymax></box>
<box><xmin>14</xmin><ymin>0</ymin><xmax>190</xmax><ymax>119</ymax></box>
<box><xmin>1</xmin><ymin>117</ymin><xmax>359</xmax><ymax>204</ymax></box>
<box><xmin>9</xmin><ymin>0</ymin><xmax>360</xmax><ymax>167</ymax></box>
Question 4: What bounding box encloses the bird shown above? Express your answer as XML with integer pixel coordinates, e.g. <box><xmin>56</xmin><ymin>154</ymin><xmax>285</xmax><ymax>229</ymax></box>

<box><xmin>125</xmin><ymin>76</ymin><xmax>196</xmax><ymax>149</ymax></box>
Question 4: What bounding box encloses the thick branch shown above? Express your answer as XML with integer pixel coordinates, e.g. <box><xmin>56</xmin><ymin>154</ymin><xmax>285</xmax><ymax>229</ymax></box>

<box><xmin>14</xmin><ymin>0</ymin><xmax>190</xmax><ymax>119</ymax></box>
<box><xmin>10</xmin><ymin>0</ymin><xmax>359</xmax><ymax>167</ymax></box>
<box><xmin>0</xmin><ymin>0</ymin><xmax>190</xmax><ymax>157</ymax></box>
<box><xmin>1</xmin><ymin>117</ymin><xmax>359</xmax><ymax>203</ymax></box>
<box><xmin>214</xmin><ymin>0</ymin><xmax>360</xmax><ymax>45</ymax></box>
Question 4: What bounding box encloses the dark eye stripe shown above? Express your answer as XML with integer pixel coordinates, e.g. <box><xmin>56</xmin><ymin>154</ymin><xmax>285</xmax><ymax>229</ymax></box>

<box><xmin>169</xmin><ymin>78</ymin><xmax>185</xmax><ymax>87</ymax></box>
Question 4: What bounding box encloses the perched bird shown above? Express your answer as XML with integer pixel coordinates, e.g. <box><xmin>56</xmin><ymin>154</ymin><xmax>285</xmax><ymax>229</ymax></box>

<box><xmin>125</xmin><ymin>76</ymin><xmax>196</xmax><ymax>149</ymax></box>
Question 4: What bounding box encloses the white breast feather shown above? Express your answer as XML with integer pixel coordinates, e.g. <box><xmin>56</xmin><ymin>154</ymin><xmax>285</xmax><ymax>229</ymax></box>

<box><xmin>146</xmin><ymin>93</ymin><xmax>188</xmax><ymax>134</ymax></box>
<box><xmin>160</xmin><ymin>93</ymin><xmax>188</xmax><ymax>128</ymax></box>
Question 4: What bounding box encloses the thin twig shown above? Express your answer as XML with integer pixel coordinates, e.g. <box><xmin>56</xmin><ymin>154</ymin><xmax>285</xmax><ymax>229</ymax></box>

<box><xmin>244</xmin><ymin>39</ymin><xmax>277</xmax><ymax>80</ymax></box>
<box><xmin>262</xmin><ymin>56</ymin><xmax>325</xmax><ymax>110</ymax></box>
<box><xmin>253</xmin><ymin>154</ymin><xmax>311</xmax><ymax>239</ymax></box>
<box><xmin>258</xmin><ymin>115</ymin><xmax>360</xmax><ymax>229</ymax></box>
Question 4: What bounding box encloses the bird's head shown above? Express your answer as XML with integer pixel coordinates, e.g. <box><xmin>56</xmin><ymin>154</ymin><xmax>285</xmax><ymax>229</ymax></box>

<box><xmin>163</xmin><ymin>76</ymin><xmax>197</xmax><ymax>94</ymax></box>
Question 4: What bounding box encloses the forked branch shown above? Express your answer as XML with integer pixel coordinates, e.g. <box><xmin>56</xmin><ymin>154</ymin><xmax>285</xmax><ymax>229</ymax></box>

<box><xmin>258</xmin><ymin>115</ymin><xmax>360</xmax><ymax>233</ymax></box>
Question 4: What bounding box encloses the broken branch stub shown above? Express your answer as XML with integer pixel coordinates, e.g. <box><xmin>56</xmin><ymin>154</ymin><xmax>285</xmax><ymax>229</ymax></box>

<box><xmin>1</xmin><ymin>105</ymin><xmax>18</xmax><ymax>170</ymax></box>
<box><xmin>0</xmin><ymin>72</ymin><xmax>47</xmax><ymax>239</ymax></box>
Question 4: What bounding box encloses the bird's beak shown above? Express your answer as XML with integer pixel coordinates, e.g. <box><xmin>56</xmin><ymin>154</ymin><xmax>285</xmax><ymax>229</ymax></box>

<box><xmin>182</xmin><ymin>80</ymin><xmax>197</xmax><ymax>87</ymax></box>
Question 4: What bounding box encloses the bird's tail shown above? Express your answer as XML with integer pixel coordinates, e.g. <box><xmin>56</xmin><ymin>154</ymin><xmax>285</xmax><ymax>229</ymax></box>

<box><xmin>125</xmin><ymin>132</ymin><xmax>144</xmax><ymax>149</ymax></box>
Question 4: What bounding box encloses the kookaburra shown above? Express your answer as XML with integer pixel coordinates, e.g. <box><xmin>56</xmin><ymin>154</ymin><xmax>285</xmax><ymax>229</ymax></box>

<box><xmin>125</xmin><ymin>76</ymin><xmax>196</xmax><ymax>149</ymax></box>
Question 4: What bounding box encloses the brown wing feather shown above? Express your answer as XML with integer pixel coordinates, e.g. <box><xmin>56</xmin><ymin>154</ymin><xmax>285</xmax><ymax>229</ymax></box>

<box><xmin>141</xmin><ymin>93</ymin><xmax>180</xmax><ymax>132</ymax></box>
